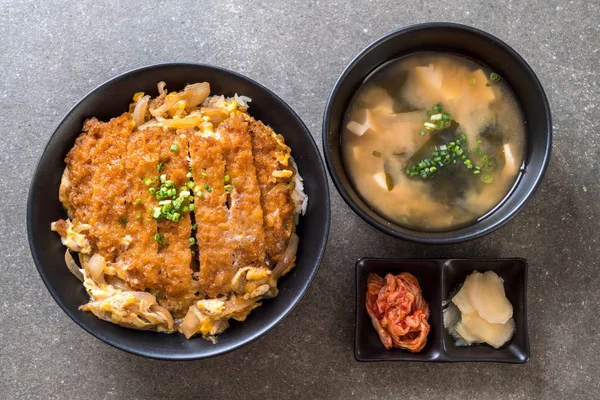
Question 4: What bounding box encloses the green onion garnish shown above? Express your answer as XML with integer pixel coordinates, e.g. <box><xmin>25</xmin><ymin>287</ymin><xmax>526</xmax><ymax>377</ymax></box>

<box><xmin>135</xmin><ymin>198</ymin><xmax>141</xmax><ymax>204</ymax></box>
<box><xmin>490</xmin><ymin>72</ymin><xmax>501</xmax><ymax>82</ymax></box>
<box><xmin>433</xmin><ymin>104</ymin><xmax>442</xmax><ymax>113</ymax></box>
<box><xmin>189</xmin><ymin>237</ymin><xmax>195</xmax><ymax>246</ymax></box>
<box><xmin>204</xmin><ymin>185</ymin><xmax>212</xmax><ymax>192</ymax></box>
<box><xmin>419</xmin><ymin>130</ymin><xmax>426</xmax><ymax>136</ymax></box>
<box><xmin>144</xmin><ymin>178</ymin><xmax>152</xmax><ymax>186</ymax></box>
<box><xmin>157</xmin><ymin>162</ymin><xmax>164</xmax><ymax>171</ymax></box>
<box><xmin>154</xmin><ymin>233</ymin><xmax>167</xmax><ymax>245</ymax></box>
<box><xmin>118</xmin><ymin>217</ymin><xmax>127</xmax><ymax>226</ymax></box>
<box><xmin>189</xmin><ymin>204</ymin><xmax>195</xmax><ymax>212</ymax></box>
<box><xmin>468</xmin><ymin>77</ymin><xmax>476</xmax><ymax>86</ymax></box>
<box><xmin>136</xmin><ymin>214</ymin><xmax>142</xmax><ymax>220</ymax></box>
<box><xmin>201</xmin><ymin>172</ymin><xmax>208</xmax><ymax>177</ymax></box>
<box><xmin>224</xmin><ymin>175</ymin><xmax>230</xmax><ymax>182</ymax></box>
<box><xmin>224</xmin><ymin>184</ymin><xmax>233</xmax><ymax>192</ymax></box>
<box><xmin>170</xmin><ymin>144</ymin><xmax>179</xmax><ymax>152</ymax></box>
<box><xmin>372</xmin><ymin>150</ymin><xmax>382</xmax><ymax>157</ymax></box>
<box><xmin>481</xmin><ymin>173</ymin><xmax>493</xmax><ymax>183</ymax></box>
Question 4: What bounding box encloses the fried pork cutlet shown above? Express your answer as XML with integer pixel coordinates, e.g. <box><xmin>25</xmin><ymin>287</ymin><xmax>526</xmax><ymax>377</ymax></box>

<box><xmin>52</xmin><ymin>88</ymin><xmax>305</xmax><ymax>338</ymax></box>
<box><xmin>188</xmin><ymin>133</ymin><xmax>236</xmax><ymax>297</ymax></box>
<box><xmin>248</xmin><ymin>117</ymin><xmax>296</xmax><ymax>265</ymax></box>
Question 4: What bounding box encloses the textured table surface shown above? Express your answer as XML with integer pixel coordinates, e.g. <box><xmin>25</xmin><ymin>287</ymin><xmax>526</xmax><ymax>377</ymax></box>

<box><xmin>1</xmin><ymin>1</ymin><xmax>599</xmax><ymax>399</ymax></box>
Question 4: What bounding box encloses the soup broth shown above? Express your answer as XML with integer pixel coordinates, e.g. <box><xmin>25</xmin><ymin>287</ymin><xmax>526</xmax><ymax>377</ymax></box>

<box><xmin>342</xmin><ymin>52</ymin><xmax>526</xmax><ymax>231</ymax></box>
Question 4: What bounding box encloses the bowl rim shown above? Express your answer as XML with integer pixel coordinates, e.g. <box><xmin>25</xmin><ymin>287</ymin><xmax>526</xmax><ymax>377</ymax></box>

<box><xmin>27</xmin><ymin>62</ymin><xmax>331</xmax><ymax>360</ymax></box>
<box><xmin>322</xmin><ymin>22</ymin><xmax>552</xmax><ymax>244</ymax></box>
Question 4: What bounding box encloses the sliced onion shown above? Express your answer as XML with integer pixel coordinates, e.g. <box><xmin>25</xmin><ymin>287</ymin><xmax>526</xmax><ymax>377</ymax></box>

<box><xmin>156</xmin><ymin>115</ymin><xmax>204</xmax><ymax>129</ymax></box>
<box><xmin>157</xmin><ymin>81</ymin><xmax>167</xmax><ymax>96</ymax></box>
<box><xmin>184</xmin><ymin>82</ymin><xmax>210</xmax><ymax>108</ymax></box>
<box><xmin>132</xmin><ymin>291</ymin><xmax>156</xmax><ymax>302</ymax></box>
<box><xmin>64</xmin><ymin>249</ymin><xmax>84</xmax><ymax>282</ymax></box>
<box><xmin>272</xmin><ymin>233</ymin><xmax>299</xmax><ymax>279</ymax></box>
<box><xmin>138</xmin><ymin>118</ymin><xmax>160</xmax><ymax>130</ymax></box>
<box><xmin>150</xmin><ymin>94</ymin><xmax>183</xmax><ymax>117</ymax></box>
<box><xmin>132</xmin><ymin>95</ymin><xmax>150</xmax><ymax>128</ymax></box>
<box><xmin>86</xmin><ymin>254</ymin><xmax>106</xmax><ymax>281</ymax></box>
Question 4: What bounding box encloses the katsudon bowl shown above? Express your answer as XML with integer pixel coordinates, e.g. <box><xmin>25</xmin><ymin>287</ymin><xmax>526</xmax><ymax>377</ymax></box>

<box><xmin>323</xmin><ymin>23</ymin><xmax>552</xmax><ymax>244</ymax></box>
<box><xmin>27</xmin><ymin>64</ymin><xmax>330</xmax><ymax>360</ymax></box>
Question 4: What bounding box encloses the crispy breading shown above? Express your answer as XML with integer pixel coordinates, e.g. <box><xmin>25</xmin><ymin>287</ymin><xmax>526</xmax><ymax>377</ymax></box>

<box><xmin>247</xmin><ymin>117</ymin><xmax>296</xmax><ymax>264</ymax></box>
<box><xmin>188</xmin><ymin>133</ymin><xmax>236</xmax><ymax>297</ymax></box>
<box><xmin>220</xmin><ymin>115</ymin><xmax>267</xmax><ymax>272</ymax></box>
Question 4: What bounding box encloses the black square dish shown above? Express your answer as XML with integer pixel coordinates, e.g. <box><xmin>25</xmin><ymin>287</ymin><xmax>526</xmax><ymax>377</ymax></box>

<box><xmin>355</xmin><ymin>258</ymin><xmax>529</xmax><ymax>363</ymax></box>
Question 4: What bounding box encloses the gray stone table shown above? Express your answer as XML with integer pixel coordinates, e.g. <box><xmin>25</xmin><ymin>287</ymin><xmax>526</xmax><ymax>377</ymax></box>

<box><xmin>1</xmin><ymin>1</ymin><xmax>598</xmax><ymax>398</ymax></box>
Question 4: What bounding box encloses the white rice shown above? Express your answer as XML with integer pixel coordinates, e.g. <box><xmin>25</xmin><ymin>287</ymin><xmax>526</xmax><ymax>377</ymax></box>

<box><xmin>290</xmin><ymin>157</ymin><xmax>308</xmax><ymax>225</ymax></box>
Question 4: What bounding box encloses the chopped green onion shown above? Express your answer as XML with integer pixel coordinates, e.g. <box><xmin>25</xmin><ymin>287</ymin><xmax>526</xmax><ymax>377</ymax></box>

<box><xmin>442</xmin><ymin>113</ymin><xmax>451</xmax><ymax>122</ymax></box>
<box><xmin>430</xmin><ymin>113</ymin><xmax>443</xmax><ymax>120</ymax></box>
<box><xmin>433</xmin><ymin>104</ymin><xmax>442</xmax><ymax>113</ymax></box>
<box><xmin>224</xmin><ymin>184</ymin><xmax>233</xmax><ymax>192</ymax></box>
<box><xmin>201</xmin><ymin>172</ymin><xmax>208</xmax><ymax>177</ymax></box>
<box><xmin>355</xmin><ymin>101</ymin><xmax>365</xmax><ymax>108</ymax></box>
<box><xmin>419</xmin><ymin>130</ymin><xmax>426</xmax><ymax>136</ymax></box>
<box><xmin>118</xmin><ymin>217</ymin><xmax>127</xmax><ymax>227</ymax></box>
<box><xmin>233</xmin><ymin>181</ymin><xmax>237</xmax><ymax>186</ymax></box>
<box><xmin>468</xmin><ymin>77</ymin><xmax>476</xmax><ymax>86</ymax></box>
<box><xmin>135</xmin><ymin>198</ymin><xmax>141</xmax><ymax>204</ymax></box>
<box><xmin>189</xmin><ymin>204</ymin><xmax>195</xmax><ymax>212</ymax></box>
<box><xmin>154</xmin><ymin>233</ymin><xmax>167</xmax><ymax>245</ymax></box>
<box><xmin>204</xmin><ymin>185</ymin><xmax>212</xmax><ymax>192</ymax></box>
<box><xmin>144</xmin><ymin>178</ymin><xmax>152</xmax><ymax>186</ymax></box>
<box><xmin>485</xmin><ymin>82</ymin><xmax>491</xmax><ymax>87</ymax></box>
<box><xmin>186</xmin><ymin>172</ymin><xmax>193</xmax><ymax>179</ymax></box>
<box><xmin>157</xmin><ymin>162</ymin><xmax>164</xmax><ymax>171</ymax></box>
<box><xmin>160</xmin><ymin>174</ymin><xmax>167</xmax><ymax>183</ymax></box>
<box><xmin>477</xmin><ymin>139</ymin><xmax>482</xmax><ymax>144</ymax></box>
<box><xmin>424</xmin><ymin>122</ymin><xmax>437</xmax><ymax>129</ymax></box>
<box><xmin>473</xmin><ymin>170</ymin><xmax>481</xmax><ymax>175</ymax></box>
<box><xmin>481</xmin><ymin>173</ymin><xmax>493</xmax><ymax>183</ymax></box>
<box><xmin>187</xmin><ymin>181</ymin><xmax>195</xmax><ymax>189</ymax></box>
<box><xmin>490</xmin><ymin>72</ymin><xmax>501</xmax><ymax>82</ymax></box>
<box><xmin>476</xmin><ymin>148</ymin><xmax>483</xmax><ymax>157</ymax></box>
<box><xmin>170</xmin><ymin>144</ymin><xmax>179</xmax><ymax>152</ymax></box>
<box><xmin>372</xmin><ymin>150</ymin><xmax>382</xmax><ymax>157</ymax></box>
<box><xmin>136</xmin><ymin>214</ymin><xmax>142</xmax><ymax>220</ymax></box>
<box><xmin>224</xmin><ymin>175</ymin><xmax>230</xmax><ymax>182</ymax></box>
<box><xmin>189</xmin><ymin>237</ymin><xmax>196</xmax><ymax>246</ymax></box>
<box><xmin>192</xmin><ymin>223</ymin><xmax>198</xmax><ymax>230</ymax></box>
<box><xmin>179</xmin><ymin>190</ymin><xmax>190</xmax><ymax>198</ymax></box>
<box><xmin>149</xmin><ymin>187</ymin><xmax>156</xmax><ymax>194</ymax></box>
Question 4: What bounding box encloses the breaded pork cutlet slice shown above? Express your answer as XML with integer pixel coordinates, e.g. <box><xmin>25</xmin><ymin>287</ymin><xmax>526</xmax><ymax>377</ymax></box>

<box><xmin>247</xmin><ymin>117</ymin><xmax>296</xmax><ymax>265</ymax></box>
<box><xmin>61</xmin><ymin>115</ymin><xmax>166</xmax><ymax>290</ymax></box>
<box><xmin>152</xmin><ymin>129</ymin><xmax>196</xmax><ymax>316</ymax></box>
<box><xmin>219</xmin><ymin>115</ymin><xmax>267</xmax><ymax>273</ymax></box>
<box><xmin>188</xmin><ymin>133</ymin><xmax>236</xmax><ymax>297</ymax></box>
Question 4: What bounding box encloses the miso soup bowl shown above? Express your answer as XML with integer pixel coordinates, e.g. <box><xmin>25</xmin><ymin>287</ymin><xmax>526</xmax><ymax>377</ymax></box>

<box><xmin>323</xmin><ymin>23</ymin><xmax>552</xmax><ymax>244</ymax></box>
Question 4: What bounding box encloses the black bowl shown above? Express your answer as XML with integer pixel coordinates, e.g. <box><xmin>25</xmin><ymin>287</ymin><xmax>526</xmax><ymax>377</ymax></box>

<box><xmin>27</xmin><ymin>64</ymin><xmax>330</xmax><ymax>360</ymax></box>
<box><xmin>323</xmin><ymin>23</ymin><xmax>552</xmax><ymax>244</ymax></box>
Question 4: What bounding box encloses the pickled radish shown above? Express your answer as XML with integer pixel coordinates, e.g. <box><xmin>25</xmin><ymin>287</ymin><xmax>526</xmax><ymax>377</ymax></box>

<box><xmin>461</xmin><ymin>312</ymin><xmax>515</xmax><ymax>349</ymax></box>
<box><xmin>467</xmin><ymin>271</ymin><xmax>513</xmax><ymax>324</ymax></box>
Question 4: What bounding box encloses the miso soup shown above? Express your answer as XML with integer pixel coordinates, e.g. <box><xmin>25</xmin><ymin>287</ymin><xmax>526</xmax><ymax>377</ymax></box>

<box><xmin>342</xmin><ymin>52</ymin><xmax>526</xmax><ymax>231</ymax></box>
